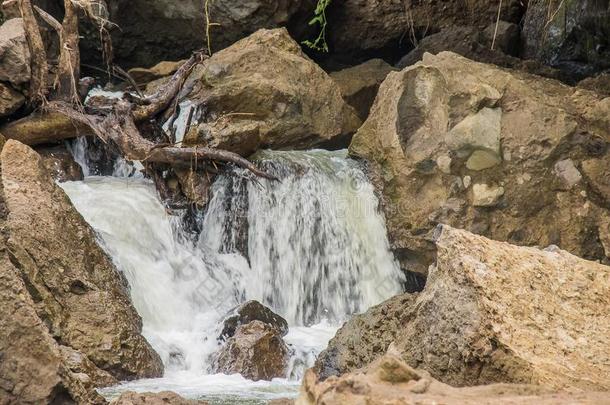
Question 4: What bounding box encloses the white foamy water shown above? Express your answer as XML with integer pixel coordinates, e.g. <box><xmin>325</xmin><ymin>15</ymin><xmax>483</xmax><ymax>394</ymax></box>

<box><xmin>60</xmin><ymin>150</ymin><xmax>404</xmax><ymax>403</ymax></box>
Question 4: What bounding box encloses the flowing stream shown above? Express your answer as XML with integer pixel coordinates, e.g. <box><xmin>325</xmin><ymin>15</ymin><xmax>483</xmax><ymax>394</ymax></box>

<box><xmin>61</xmin><ymin>148</ymin><xmax>405</xmax><ymax>404</ymax></box>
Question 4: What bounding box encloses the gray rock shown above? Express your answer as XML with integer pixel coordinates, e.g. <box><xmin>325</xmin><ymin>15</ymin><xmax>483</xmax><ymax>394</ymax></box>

<box><xmin>219</xmin><ymin>300</ymin><xmax>288</xmax><ymax>339</ymax></box>
<box><xmin>0</xmin><ymin>18</ymin><xmax>31</xmax><ymax>86</ymax></box>
<box><xmin>554</xmin><ymin>159</ymin><xmax>582</xmax><ymax>190</ymax></box>
<box><xmin>472</xmin><ymin>183</ymin><xmax>505</xmax><ymax>207</ymax></box>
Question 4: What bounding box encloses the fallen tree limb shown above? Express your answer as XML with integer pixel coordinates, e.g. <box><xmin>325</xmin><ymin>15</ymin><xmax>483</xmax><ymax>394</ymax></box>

<box><xmin>47</xmin><ymin>100</ymin><xmax>277</xmax><ymax>180</ymax></box>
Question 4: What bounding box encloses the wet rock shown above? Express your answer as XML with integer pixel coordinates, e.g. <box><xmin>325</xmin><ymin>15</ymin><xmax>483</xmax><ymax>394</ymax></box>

<box><xmin>321</xmin><ymin>0</ymin><xmax>523</xmax><ymax>61</ymax></box>
<box><xmin>220</xmin><ymin>300</ymin><xmax>289</xmax><ymax>339</ymax></box>
<box><xmin>111</xmin><ymin>391</ymin><xmax>208</xmax><ymax>404</ymax></box>
<box><xmin>481</xmin><ymin>20</ymin><xmax>521</xmax><ymax>56</ymax></box>
<box><xmin>212</xmin><ymin>320</ymin><xmax>289</xmax><ymax>381</ymax></box>
<box><xmin>182</xmin><ymin>28</ymin><xmax>361</xmax><ymax>156</ymax></box>
<box><xmin>0</xmin><ymin>140</ymin><xmax>163</xmax><ymax>380</ymax></box>
<box><xmin>36</xmin><ymin>144</ymin><xmax>84</xmax><ymax>182</ymax></box>
<box><xmin>300</xmin><ymin>351</ymin><xmax>610</xmax><ymax>405</ymax></box>
<box><xmin>315</xmin><ymin>293</ymin><xmax>418</xmax><ymax>379</ymax></box>
<box><xmin>522</xmin><ymin>0</ymin><xmax>610</xmax><ymax>78</ymax></box>
<box><xmin>330</xmin><ymin>59</ymin><xmax>396</xmax><ymax>121</ymax></box>
<box><xmin>81</xmin><ymin>0</ymin><xmax>302</xmax><ymax>68</ymax></box>
<box><xmin>316</xmin><ymin>226</ymin><xmax>610</xmax><ymax>390</ymax></box>
<box><xmin>0</xmin><ymin>18</ymin><xmax>31</xmax><ymax>86</ymax></box>
<box><xmin>0</xmin><ymin>82</ymin><xmax>25</xmax><ymax>118</ymax></box>
<box><xmin>350</xmin><ymin>51</ymin><xmax>610</xmax><ymax>275</ymax></box>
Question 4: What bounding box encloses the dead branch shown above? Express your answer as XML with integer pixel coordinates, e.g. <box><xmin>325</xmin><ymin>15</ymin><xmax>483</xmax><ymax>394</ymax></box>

<box><xmin>47</xmin><ymin>100</ymin><xmax>277</xmax><ymax>180</ymax></box>
<box><xmin>18</xmin><ymin>0</ymin><xmax>48</xmax><ymax>103</ymax></box>
<box><xmin>131</xmin><ymin>51</ymin><xmax>208</xmax><ymax>121</ymax></box>
<box><xmin>54</xmin><ymin>0</ymin><xmax>80</xmax><ymax>102</ymax></box>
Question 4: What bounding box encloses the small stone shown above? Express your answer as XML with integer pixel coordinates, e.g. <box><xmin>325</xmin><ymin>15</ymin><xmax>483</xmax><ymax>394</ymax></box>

<box><xmin>436</xmin><ymin>154</ymin><xmax>452</xmax><ymax>174</ymax></box>
<box><xmin>472</xmin><ymin>184</ymin><xmax>505</xmax><ymax>207</ymax></box>
<box><xmin>463</xmin><ymin>176</ymin><xmax>472</xmax><ymax>189</ymax></box>
<box><xmin>466</xmin><ymin>149</ymin><xmax>502</xmax><ymax>171</ymax></box>
<box><xmin>554</xmin><ymin>159</ymin><xmax>582</xmax><ymax>189</ymax></box>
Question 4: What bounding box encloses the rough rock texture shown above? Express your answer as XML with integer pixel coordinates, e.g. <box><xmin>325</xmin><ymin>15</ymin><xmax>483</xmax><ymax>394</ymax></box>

<box><xmin>317</xmin><ymin>226</ymin><xmax>610</xmax><ymax>390</ymax></box>
<box><xmin>300</xmin><ymin>351</ymin><xmax>610</xmax><ymax>405</ymax></box>
<box><xmin>350</xmin><ymin>51</ymin><xmax>610</xmax><ymax>275</ymax></box>
<box><xmin>0</xmin><ymin>18</ymin><xmax>30</xmax><ymax>86</ymax></box>
<box><xmin>0</xmin><ymin>140</ymin><xmax>163</xmax><ymax>380</ymax></box>
<box><xmin>211</xmin><ymin>320</ymin><xmax>289</xmax><ymax>381</ymax></box>
<box><xmin>111</xmin><ymin>391</ymin><xmax>209</xmax><ymax>405</ymax></box>
<box><xmin>578</xmin><ymin>72</ymin><xmax>610</xmax><ymax>96</ymax></box>
<box><xmin>182</xmin><ymin>28</ymin><xmax>361</xmax><ymax>156</ymax></box>
<box><xmin>522</xmin><ymin>0</ymin><xmax>610</xmax><ymax>78</ymax></box>
<box><xmin>82</xmin><ymin>0</ymin><xmax>302</xmax><ymax>68</ymax></box>
<box><xmin>219</xmin><ymin>300</ymin><xmax>289</xmax><ymax>340</ymax></box>
<box><xmin>0</xmin><ymin>83</ymin><xmax>24</xmax><ymax>118</ymax></box>
<box><xmin>36</xmin><ymin>144</ymin><xmax>84</xmax><ymax>182</ymax></box>
<box><xmin>330</xmin><ymin>59</ymin><xmax>396</xmax><ymax>121</ymax></box>
<box><xmin>322</xmin><ymin>0</ymin><xmax>524</xmax><ymax>59</ymax></box>
<box><xmin>315</xmin><ymin>293</ymin><xmax>418</xmax><ymax>379</ymax></box>
<box><xmin>0</xmin><ymin>251</ymin><xmax>107</xmax><ymax>404</ymax></box>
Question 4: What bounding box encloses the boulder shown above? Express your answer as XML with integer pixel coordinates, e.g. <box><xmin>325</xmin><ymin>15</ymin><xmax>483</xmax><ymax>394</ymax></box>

<box><xmin>111</xmin><ymin>391</ymin><xmax>209</xmax><ymax>405</ymax></box>
<box><xmin>300</xmin><ymin>351</ymin><xmax>610</xmax><ymax>405</ymax></box>
<box><xmin>211</xmin><ymin>320</ymin><xmax>289</xmax><ymax>381</ymax></box>
<box><xmin>0</xmin><ymin>140</ymin><xmax>163</xmax><ymax>380</ymax></box>
<box><xmin>330</xmin><ymin>59</ymin><xmax>396</xmax><ymax>121</ymax></box>
<box><xmin>350</xmin><ymin>51</ymin><xmax>610</xmax><ymax>275</ymax></box>
<box><xmin>0</xmin><ymin>250</ymin><xmax>107</xmax><ymax>404</ymax></box>
<box><xmin>181</xmin><ymin>28</ymin><xmax>361</xmax><ymax>155</ymax></box>
<box><xmin>81</xmin><ymin>0</ymin><xmax>302</xmax><ymax>68</ymax></box>
<box><xmin>317</xmin><ymin>226</ymin><xmax>610</xmax><ymax>390</ymax></box>
<box><xmin>219</xmin><ymin>300</ymin><xmax>289</xmax><ymax>339</ymax></box>
<box><xmin>522</xmin><ymin>0</ymin><xmax>610</xmax><ymax>78</ymax></box>
<box><xmin>320</xmin><ymin>0</ymin><xmax>523</xmax><ymax>60</ymax></box>
<box><xmin>36</xmin><ymin>144</ymin><xmax>84</xmax><ymax>182</ymax></box>
<box><xmin>315</xmin><ymin>293</ymin><xmax>418</xmax><ymax>379</ymax></box>
<box><xmin>0</xmin><ymin>18</ymin><xmax>31</xmax><ymax>86</ymax></box>
<box><xmin>0</xmin><ymin>83</ymin><xmax>25</xmax><ymax>118</ymax></box>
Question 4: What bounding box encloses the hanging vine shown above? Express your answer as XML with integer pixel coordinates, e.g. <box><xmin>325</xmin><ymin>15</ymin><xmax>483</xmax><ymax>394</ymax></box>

<box><xmin>302</xmin><ymin>0</ymin><xmax>331</xmax><ymax>52</ymax></box>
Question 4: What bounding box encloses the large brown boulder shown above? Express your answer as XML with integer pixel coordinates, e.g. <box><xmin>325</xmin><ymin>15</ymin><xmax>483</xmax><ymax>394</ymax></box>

<box><xmin>314</xmin><ymin>293</ymin><xmax>418</xmax><ymax>379</ymax></box>
<box><xmin>0</xmin><ymin>250</ymin><xmax>108</xmax><ymax>404</ymax></box>
<box><xmin>181</xmin><ymin>28</ymin><xmax>361</xmax><ymax>155</ymax></box>
<box><xmin>0</xmin><ymin>139</ymin><xmax>163</xmax><ymax>380</ymax></box>
<box><xmin>211</xmin><ymin>320</ymin><xmax>289</xmax><ymax>381</ymax></box>
<box><xmin>317</xmin><ymin>225</ymin><xmax>610</xmax><ymax>390</ymax></box>
<box><xmin>350</xmin><ymin>51</ymin><xmax>610</xmax><ymax>275</ymax></box>
<box><xmin>300</xmin><ymin>351</ymin><xmax>610</xmax><ymax>405</ymax></box>
<box><xmin>0</xmin><ymin>18</ymin><xmax>30</xmax><ymax>86</ymax></box>
<box><xmin>81</xmin><ymin>0</ymin><xmax>303</xmax><ymax>68</ymax></box>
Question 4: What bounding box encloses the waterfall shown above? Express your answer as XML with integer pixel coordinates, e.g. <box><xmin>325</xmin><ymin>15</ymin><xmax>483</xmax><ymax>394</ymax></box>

<box><xmin>61</xmin><ymin>149</ymin><xmax>404</xmax><ymax>401</ymax></box>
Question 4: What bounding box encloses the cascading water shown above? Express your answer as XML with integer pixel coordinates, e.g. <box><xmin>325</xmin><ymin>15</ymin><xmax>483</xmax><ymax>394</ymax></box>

<box><xmin>60</xmin><ymin>149</ymin><xmax>405</xmax><ymax>403</ymax></box>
